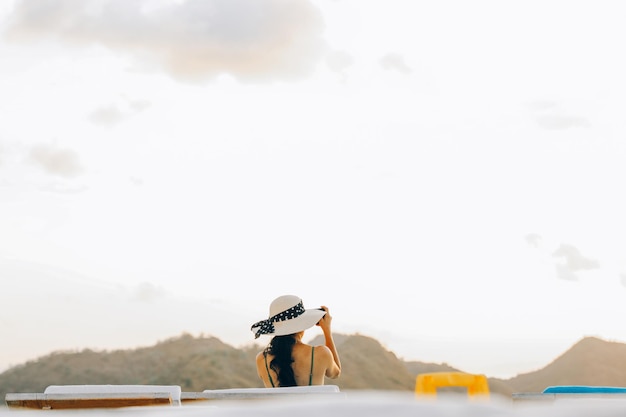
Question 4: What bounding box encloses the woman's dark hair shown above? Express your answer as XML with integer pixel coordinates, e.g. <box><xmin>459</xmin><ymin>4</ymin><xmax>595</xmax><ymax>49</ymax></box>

<box><xmin>265</xmin><ymin>335</ymin><xmax>297</xmax><ymax>387</ymax></box>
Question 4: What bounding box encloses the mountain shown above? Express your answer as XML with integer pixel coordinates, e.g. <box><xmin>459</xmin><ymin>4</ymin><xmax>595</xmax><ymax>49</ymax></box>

<box><xmin>0</xmin><ymin>334</ymin><xmax>260</xmax><ymax>396</ymax></box>
<box><xmin>312</xmin><ymin>333</ymin><xmax>418</xmax><ymax>390</ymax></box>
<box><xmin>503</xmin><ymin>336</ymin><xmax>626</xmax><ymax>394</ymax></box>
<box><xmin>2</xmin><ymin>334</ymin><xmax>626</xmax><ymax>403</ymax></box>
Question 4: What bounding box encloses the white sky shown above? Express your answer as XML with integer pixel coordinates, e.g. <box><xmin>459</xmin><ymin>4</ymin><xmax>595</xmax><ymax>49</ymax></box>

<box><xmin>1</xmin><ymin>0</ymin><xmax>626</xmax><ymax>380</ymax></box>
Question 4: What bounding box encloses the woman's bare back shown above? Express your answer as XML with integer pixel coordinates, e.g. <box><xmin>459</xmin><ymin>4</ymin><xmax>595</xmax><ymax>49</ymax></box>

<box><xmin>258</xmin><ymin>343</ymin><xmax>335</xmax><ymax>387</ymax></box>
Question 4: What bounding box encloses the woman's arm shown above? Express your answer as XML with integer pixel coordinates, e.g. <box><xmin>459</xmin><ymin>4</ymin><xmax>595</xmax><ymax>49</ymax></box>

<box><xmin>255</xmin><ymin>351</ymin><xmax>274</xmax><ymax>387</ymax></box>
<box><xmin>317</xmin><ymin>306</ymin><xmax>341</xmax><ymax>378</ymax></box>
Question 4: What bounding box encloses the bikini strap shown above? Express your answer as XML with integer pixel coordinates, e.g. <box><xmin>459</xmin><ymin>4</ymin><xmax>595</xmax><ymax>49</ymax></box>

<box><xmin>309</xmin><ymin>346</ymin><xmax>314</xmax><ymax>386</ymax></box>
<box><xmin>264</xmin><ymin>351</ymin><xmax>275</xmax><ymax>387</ymax></box>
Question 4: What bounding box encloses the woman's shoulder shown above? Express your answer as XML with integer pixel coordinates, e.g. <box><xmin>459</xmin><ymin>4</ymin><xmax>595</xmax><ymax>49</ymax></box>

<box><xmin>312</xmin><ymin>344</ymin><xmax>333</xmax><ymax>358</ymax></box>
<box><xmin>255</xmin><ymin>350</ymin><xmax>269</xmax><ymax>363</ymax></box>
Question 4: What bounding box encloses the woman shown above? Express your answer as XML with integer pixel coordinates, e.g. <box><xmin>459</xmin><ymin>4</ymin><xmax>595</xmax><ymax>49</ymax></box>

<box><xmin>251</xmin><ymin>295</ymin><xmax>341</xmax><ymax>387</ymax></box>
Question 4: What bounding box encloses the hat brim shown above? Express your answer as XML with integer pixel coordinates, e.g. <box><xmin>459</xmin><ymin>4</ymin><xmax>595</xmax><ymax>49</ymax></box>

<box><xmin>271</xmin><ymin>308</ymin><xmax>326</xmax><ymax>336</ymax></box>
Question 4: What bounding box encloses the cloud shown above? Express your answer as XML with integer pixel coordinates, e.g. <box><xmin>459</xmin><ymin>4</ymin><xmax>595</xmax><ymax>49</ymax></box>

<box><xmin>555</xmin><ymin>263</ymin><xmax>579</xmax><ymax>281</ymax></box>
<box><xmin>128</xmin><ymin>99</ymin><xmax>150</xmax><ymax>113</ymax></box>
<box><xmin>88</xmin><ymin>96</ymin><xmax>151</xmax><ymax>127</ymax></box>
<box><xmin>525</xmin><ymin>233</ymin><xmax>542</xmax><ymax>248</ymax></box>
<box><xmin>129</xmin><ymin>176</ymin><xmax>144</xmax><ymax>186</ymax></box>
<box><xmin>553</xmin><ymin>244</ymin><xmax>600</xmax><ymax>271</ymax></box>
<box><xmin>132</xmin><ymin>282</ymin><xmax>167</xmax><ymax>303</ymax></box>
<box><xmin>326</xmin><ymin>49</ymin><xmax>353</xmax><ymax>74</ymax></box>
<box><xmin>379</xmin><ymin>53</ymin><xmax>412</xmax><ymax>74</ymax></box>
<box><xmin>528</xmin><ymin>100</ymin><xmax>591</xmax><ymax>130</ymax></box>
<box><xmin>88</xmin><ymin>99</ymin><xmax>149</xmax><ymax>127</ymax></box>
<box><xmin>88</xmin><ymin>105</ymin><xmax>126</xmax><ymax>126</ymax></box>
<box><xmin>528</xmin><ymin>101</ymin><xmax>558</xmax><ymax>111</ymax></box>
<box><xmin>28</xmin><ymin>144</ymin><xmax>83</xmax><ymax>178</ymax></box>
<box><xmin>552</xmin><ymin>243</ymin><xmax>600</xmax><ymax>281</ymax></box>
<box><xmin>6</xmin><ymin>0</ymin><xmax>327</xmax><ymax>83</ymax></box>
<box><xmin>535</xmin><ymin>114</ymin><xmax>590</xmax><ymax>130</ymax></box>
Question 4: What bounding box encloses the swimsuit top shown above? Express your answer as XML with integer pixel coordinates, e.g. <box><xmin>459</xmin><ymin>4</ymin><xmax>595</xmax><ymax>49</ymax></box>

<box><xmin>264</xmin><ymin>346</ymin><xmax>315</xmax><ymax>387</ymax></box>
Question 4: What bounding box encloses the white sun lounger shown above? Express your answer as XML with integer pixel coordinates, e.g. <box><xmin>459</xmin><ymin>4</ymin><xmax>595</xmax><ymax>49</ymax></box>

<box><xmin>5</xmin><ymin>384</ymin><xmax>182</xmax><ymax>409</ymax></box>
<box><xmin>181</xmin><ymin>385</ymin><xmax>343</xmax><ymax>403</ymax></box>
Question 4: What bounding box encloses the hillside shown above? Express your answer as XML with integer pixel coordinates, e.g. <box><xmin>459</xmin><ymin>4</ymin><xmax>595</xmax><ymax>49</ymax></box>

<box><xmin>2</xmin><ymin>334</ymin><xmax>626</xmax><ymax>402</ymax></box>
<box><xmin>0</xmin><ymin>334</ymin><xmax>260</xmax><ymax>396</ymax></box>
<box><xmin>504</xmin><ymin>336</ymin><xmax>626</xmax><ymax>393</ymax></box>
<box><xmin>0</xmin><ymin>333</ymin><xmax>467</xmax><ymax>401</ymax></box>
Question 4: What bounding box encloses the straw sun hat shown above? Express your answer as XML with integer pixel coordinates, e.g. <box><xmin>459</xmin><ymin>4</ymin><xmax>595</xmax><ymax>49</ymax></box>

<box><xmin>251</xmin><ymin>295</ymin><xmax>326</xmax><ymax>339</ymax></box>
